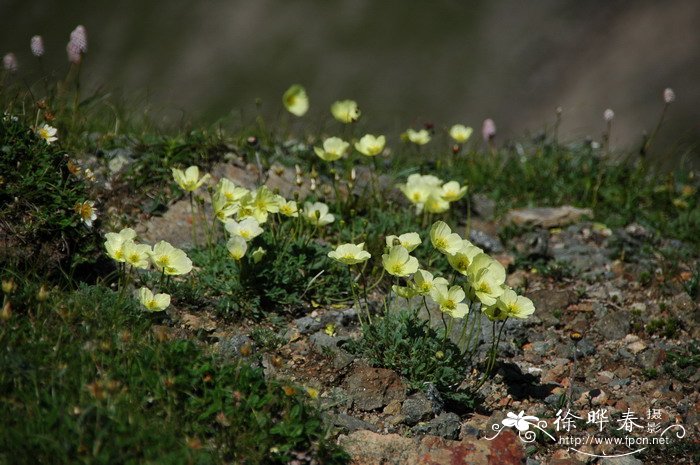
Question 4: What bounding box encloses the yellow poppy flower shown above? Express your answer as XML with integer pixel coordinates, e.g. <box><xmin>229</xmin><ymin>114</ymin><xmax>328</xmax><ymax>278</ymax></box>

<box><xmin>385</xmin><ymin>232</ymin><xmax>421</xmax><ymax>252</ymax></box>
<box><xmin>303</xmin><ymin>202</ymin><xmax>335</xmax><ymax>226</ymax></box>
<box><xmin>448</xmin><ymin>124</ymin><xmax>473</xmax><ymax>143</ymax></box>
<box><xmin>328</xmin><ymin>243</ymin><xmax>371</xmax><ymax>265</ymax></box>
<box><xmin>330</xmin><ymin>100</ymin><xmax>360</xmax><ymax>123</ymax></box>
<box><xmin>429</xmin><ymin>221</ymin><xmax>463</xmax><ymax>255</ymax></box>
<box><xmin>150</xmin><ymin>241</ymin><xmax>193</xmax><ymax>275</ymax></box>
<box><xmin>37</xmin><ymin>124</ymin><xmax>58</xmax><ymax>144</ymax></box>
<box><xmin>405</xmin><ymin>128</ymin><xmax>431</xmax><ymax>145</ymax></box>
<box><xmin>104</xmin><ymin>228</ymin><xmax>137</xmax><ymax>262</ymax></box>
<box><xmin>382</xmin><ymin>245</ymin><xmax>419</xmax><ymax>277</ymax></box>
<box><xmin>171</xmin><ymin>166</ymin><xmax>210</xmax><ymax>192</ymax></box>
<box><xmin>314</xmin><ymin>137</ymin><xmax>350</xmax><ymax>162</ymax></box>
<box><xmin>283</xmin><ymin>84</ymin><xmax>309</xmax><ymax>116</ymax></box>
<box><xmin>138</xmin><ymin>287</ymin><xmax>170</xmax><ymax>312</ymax></box>
<box><xmin>226</xmin><ymin>236</ymin><xmax>248</xmax><ymax>260</ymax></box>
<box><xmin>354</xmin><ymin>134</ymin><xmax>386</xmax><ymax>157</ymax></box>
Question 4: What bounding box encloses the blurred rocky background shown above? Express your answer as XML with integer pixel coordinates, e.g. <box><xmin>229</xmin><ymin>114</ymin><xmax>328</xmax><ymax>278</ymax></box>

<box><xmin>2</xmin><ymin>0</ymin><xmax>698</xmax><ymax>163</ymax></box>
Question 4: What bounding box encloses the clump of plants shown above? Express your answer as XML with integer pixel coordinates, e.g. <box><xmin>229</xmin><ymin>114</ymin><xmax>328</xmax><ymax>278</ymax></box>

<box><xmin>0</xmin><ymin>115</ymin><xmax>100</xmax><ymax>275</ymax></box>
<box><xmin>0</xmin><ymin>283</ymin><xmax>348</xmax><ymax>465</ymax></box>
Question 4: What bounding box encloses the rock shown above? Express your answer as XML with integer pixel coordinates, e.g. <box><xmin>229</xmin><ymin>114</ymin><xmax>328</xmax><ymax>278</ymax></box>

<box><xmin>471</xmin><ymin>194</ymin><xmax>496</xmax><ymax>220</ymax></box>
<box><xmin>598</xmin><ymin>456</ymin><xmax>643</xmax><ymax>465</ymax></box>
<box><xmin>505</xmin><ymin>206</ymin><xmax>593</xmax><ymax>229</ymax></box>
<box><xmin>516</xmin><ymin>229</ymin><xmax>550</xmax><ymax>258</ymax></box>
<box><xmin>469</xmin><ymin>229</ymin><xmax>504</xmax><ymax>253</ymax></box>
<box><xmin>332</xmin><ymin>413</ymin><xmax>379</xmax><ymax>433</ymax></box>
<box><xmin>627</xmin><ymin>340</ymin><xmax>647</xmax><ymax>354</ymax></box>
<box><xmin>574</xmin><ymin>338</ymin><xmax>596</xmax><ymax>358</ymax></box>
<box><xmin>666</xmin><ymin>292</ymin><xmax>699</xmax><ymax>322</ymax></box>
<box><xmin>527</xmin><ymin>289</ymin><xmax>577</xmax><ymax>326</ymax></box>
<box><xmin>401</xmin><ymin>392</ymin><xmax>435</xmax><ymax>425</ymax></box>
<box><xmin>593</xmin><ymin>307</ymin><xmax>630</xmax><ymax>340</ymax></box>
<box><xmin>309</xmin><ymin>331</ymin><xmax>349</xmax><ymax>352</ymax></box>
<box><xmin>338</xmin><ymin>428</ymin><xmax>525</xmax><ymax>465</ymax></box>
<box><xmin>506</xmin><ymin>269</ymin><xmax>528</xmax><ymax>289</ymax></box>
<box><xmin>343</xmin><ymin>366</ymin><xmax>406</xmax><ymax>411</ymax></box>
<box><xmin>218</xmin><ymin>334</ymin><xmax>254</xmax><ymax>359</ymax></box>
<box><xmin>383</xmin><ymin>399</ymin><xmax>402</xmax><ymax>416</ymax></box>
<box><xmin>294</xmin><ymin>316</ymin><xmax>324</xmax><ymax>334</ymax></box>
<box><xmin>140</xmin><ymin>199</ymin><xmax>202</xmax><ymax>249</ymax></box>
<box><xmin>411</xmin><ymin>412</ymin><xmax>461</xmax><ymax>439</ymax></box>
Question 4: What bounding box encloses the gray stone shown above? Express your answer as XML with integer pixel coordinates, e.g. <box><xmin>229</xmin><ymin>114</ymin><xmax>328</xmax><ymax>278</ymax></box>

<box><xmin>505</xmin><ymin>205</ymin><xmax>593</xmax><ymax>228</ymax></box>
<box><xmin>593</xmin><ymin>307</ymin><xmax>630</xmax><ymax>340</ymax></box>
<box><xmin>294</xmin><ymin>316</ymin><xmax>324</xmax><ymax>334</ymax></box>
<box><xmin>218</xmin><ymin>334</ymin><xmax>254</xmax><ymax>359</ymax></box>
<box><xmin>471</xmin><ymin>193</ymin><xmax>496</xmax><ymax>219</ymax></box>
<box><xmin>401</xmin><ymin>392</ymin><xmax>435</xmax><ymax>425</ymax></box>
<box><xmin>309</xmin><ymin>331</ymin><xmax>349</xmax><ymax>352</ymax></box>
<box><xmin>574</xmin><ymin>338</ymin><xmax>596</xmax><ymax>358</ymax></box>
<box><xmin>469</xmin><ymin>229</ymin><xmax>504</xmax><ymax>253</ymax></box>
<box><xmin>411</xmin><ymin>412</ymin><xmax>461</xmax><ymax>439</ymax></box>
<box><xmin>332</xmin><ymin>413</ymin><xmax>379</xmax><ymax>433</ymax></box>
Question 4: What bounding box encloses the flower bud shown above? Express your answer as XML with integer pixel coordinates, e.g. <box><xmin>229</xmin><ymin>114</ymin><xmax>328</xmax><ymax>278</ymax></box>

<box><xmin>37</xmin><ymin>285</ymin><xmax>49</xmax><ymax>302</ymax></box>
<box><xmin>663</xmin><ymin>88</ymin><xmax>675</xmax><ymax>104</ymax></box>
<box><xmin>70</xmin><ymin>25</ymin><xmax>88</xmax><ymax>53</ymax></box>
<box><xmin>2</xmin><ymin>53</ymin><xmax>18</xmax><ymax>73</ymax></box>
<box><xmin>30</xmin><ymin>35</ymin><xmax>45</xmax><ymax>57</ymax></box>
<box><xmin>2</xmin><ymin>278</ymin><xmax>16</xmax><ymax>294</ymax></box>
<box><xmin>603</xmin><ymin>109</ymin><xmax>615</xmax><ymax>122</ymax></box>
<box><xmin>1</xmin><ymin>301</ymin><xmax>11</xmax><ymax>321</ymax></box>
<box><xmin>482</xmin><ymin>118</ymin><xmax>496</xmax><ymax>142</ymax></box>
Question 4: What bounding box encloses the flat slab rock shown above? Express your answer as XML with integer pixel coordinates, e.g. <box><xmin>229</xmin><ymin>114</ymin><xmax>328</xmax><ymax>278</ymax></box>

<box><xmin>339</xmin><ymin>429</ymin><xmax>524</xmax><ymax>465</ymax></box>
<box><xmin>343</xmin><ymin>365</ymin><xmax>406</xmax><ymax>411</ymax></box>
<box><xmin>505</xmin><ymin>206</ymin><xmax>593</xmax><ymax>229</ymax></box>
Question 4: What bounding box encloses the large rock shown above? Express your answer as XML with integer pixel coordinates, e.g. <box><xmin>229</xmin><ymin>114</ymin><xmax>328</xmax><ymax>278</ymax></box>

<box><xmin>343</xmin><ymin>366</ymin><xmax>407</xmax><ymax>411</ymax></box>
<box><xmin>339</xmin><ymin>429</ymin><xmax>525</xmax><ymax>465</ymax></box>
<box><xmin>505</xmin><ymin>206</ymin><xmax>593</xmax><ymax>229</ymax></box>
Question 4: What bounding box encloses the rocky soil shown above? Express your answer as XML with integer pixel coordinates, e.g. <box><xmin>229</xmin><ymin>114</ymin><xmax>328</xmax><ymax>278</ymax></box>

<box><xmin>107</xmin><ymin>159</ymin><xmax>699</xmax><ymax>464</ymax></box>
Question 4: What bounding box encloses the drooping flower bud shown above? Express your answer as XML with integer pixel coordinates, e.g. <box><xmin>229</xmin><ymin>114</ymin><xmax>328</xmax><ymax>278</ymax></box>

<box><xmin>481</xmin><ymin>118</ymin><xmax>496</xmax><ymax>143</ymax></box>
<box><xmin>70</xmin><ymin>25</ymin><xmax>88</xmax><ymax>53</ymax></box>
<box><xmin>2</xmin><ymin>53</ymin><xmax>18</xmax><ymax>72</ymax></box>
<box><xmin>663</xmin><ymin>88</ymin><xmax>675</xmax><ymax>104</ymax></box>
<box><xmin>30</xmin><ymin>35</ymin><xmax>45</xmax><ymax>57</ymax></box>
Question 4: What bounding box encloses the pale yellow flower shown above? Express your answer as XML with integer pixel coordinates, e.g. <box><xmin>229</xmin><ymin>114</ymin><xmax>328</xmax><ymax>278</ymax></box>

<box><xmin>225</xmin><ymin>218</ymin><xmax>263</xmax><ymax>241</ymax></box>
<box><xmin>171</xmin><ymin>166</ymin><xmax>210</xmax><ymax>192</ymax></box>
<box><xmin>104</xmin><ymin>228</ymin><xmax>137</xmax><ymax>262</ymax></box>
<box><xmin>150</xmin><ymin>241</ymin><xmax>193</xmax><ymax>275</ymax></box>
<box><xmin>355</xmin><ymin>134</ymin><xmax>386</xmax><ymax>157</ymax></box>
<box><xmin>37</xmin><ymin>124</ymin><xmax>58</xmax><ymax>144</ymax></box>
<box><xmin>328</xmin><ymin>243</ymin><xmax>371</xmax><ymax>265</ymax></box>
<box><xmin>447</xmin><ymin>240</ymin><xmax>483</xmax><ymax>275</ymax></box>
<box><xmin>424</xmin><ymin>192</ymin><xmax>450</xmax><ymax>214</ymax></box>
<box><xmin>441</xmin><ymin>181</ymin><xmax>468</xmax><ymax>202</ymax></box>
<box><xmin>430</xmin><ymin>221</ymin><xmax>463</xmax><ymax>255</ymax></box>
<box><xmin>212</xmin><ymin>191</ymin><xmax>239</xmax><ymax>221</ymax></box>
<box><xmin>283</xmin><ymin>84</ymin><xmax>309</xmax><ymax>116</ymax></box>
<box><xmin>279</xmin><ymin>199</ymin><xmax>299</xmax><ymax>217</ymax></box>
<box><xmin>122</xmin><ymin>241</ymin><xmax>151</xmax><ymax>269</ymax></box>
<box><xmin>330</xmin><ymin>100</ymin><xmax>360</xmax><ymax>123</ymax></box>
<box><xmin>448</xmin><ymin>124</ymin><xmax>473</xmax><ymax>143</ymax></box>
<box><xmin>216</xmin><ymin>178</ymin><xmax>249</xmax><ymax>203</ymax></box>
<box><xmin>430</xmin><ymin>283</ymin><xmax>468</xmax><ymax>318</ymax></box>
<box><xmin>382</xmin><ymin>245</ymin><xmax>419</xmax><ymax>277</ymax></box>
<box><xmin>405</xmin><ymin>128</ymin><xmax>431</xmax><ymax>145</ymax></box>
<box><xmin>314</xmin><ymin>137</ymin><xmax>350</xmax><ymax>162</ymax></box>
<box><xmin>138</xmin><ymin>287</ymin><xmax>170</xmax><ymax>312</ymax></box>
<box><xmin>466</xmin><ymin>253</ymin><xmax>506</xmax><ymax>306</ymax></box>
<box><xmin>495</xmin><ymin>288</ymin><xmax>535</xmax><ymax>319</ymax></box>
<box><xmin>303</xmin><ymin>202</ymin><xmax>335</xmax><ymax>226</ymax></box>
<box><xmin>412</xmin><ymin>269</ymin><xmax>448</xmax><ymax>296</ymax></box>
<box><xmin>226</xmin><ymin>236</ymin><xmax>247</xmax><ymax>260</ymax></box>
<box><xmin>385</xmin><ymin>232</ymin><xmax>421</xmax><ymax>252</ymax></box>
